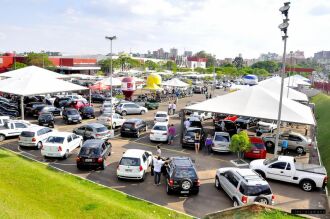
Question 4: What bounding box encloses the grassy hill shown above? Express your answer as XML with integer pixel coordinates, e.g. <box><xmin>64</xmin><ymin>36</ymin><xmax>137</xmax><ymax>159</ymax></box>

<box><xmin>0</xmin><ymin>149</ymin><xmax>190</xmax><ymax>219</ymax></box>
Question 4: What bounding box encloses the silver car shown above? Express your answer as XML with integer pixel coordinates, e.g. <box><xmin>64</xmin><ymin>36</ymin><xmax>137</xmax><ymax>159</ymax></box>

<box><xmin>215</xmin><ymin>168</ymin><xmax>274</xmax><ymax>207</ymax></box>
<box><xmin>116</xmin><ymin>103</ymin><xmax>148</xmax><ymax>116</ymax></box>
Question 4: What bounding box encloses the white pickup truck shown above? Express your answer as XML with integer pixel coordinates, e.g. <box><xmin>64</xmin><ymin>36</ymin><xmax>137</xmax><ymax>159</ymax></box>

<box><xmin>250</xmin><ymin>156</ymin><xmax>327</xmax><ymax>192</ymax></box>
<box><xmin>0</xmin><ymin>120</ymin><xmax>35</xmax><ymax>142</ymax></box>
<box><xmin>0</xmin><ymin>116</ymin><xmax>10</xmax><ymax>127</ymax></box>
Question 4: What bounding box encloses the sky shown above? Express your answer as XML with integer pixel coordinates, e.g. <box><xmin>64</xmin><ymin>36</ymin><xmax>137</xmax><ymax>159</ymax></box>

<box><xmin>0</xmin><ymin>0</ymin><xmax>330</xmax><ymax>59</ymax></box>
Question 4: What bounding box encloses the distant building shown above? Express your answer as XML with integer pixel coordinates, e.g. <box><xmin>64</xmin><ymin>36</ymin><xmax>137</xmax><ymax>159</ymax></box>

<box><xmin>157</xmin><ymin>48</ymin><xmax>165</xmax><ymax>59</ymax></box>
<box><xmin>187</xmin><ymin>57</ymin><xmax>207</xmax><ymax>69</ymax></box>
<box><xmin>244</xmin><ymin>59</ymin><xmax>258</xmax><ymax>66</ymax></box>
<box><xmin>170</xmin><ymin>48</ymin><xmax>178</xmax><ymax>59</ymax></box>
<box><xmin>259</xmin><ymin>52</ymin><xmax>280</xmax><ymax>61</ymax></box>
<box><xmin>314</xmin><ymin>51</ymin><xmax>330</xmax><ymax>70</ymax></box>
<box><xmin>184</xmin><ymin>51</ymin><xmax>193</xmax><ymax>57</ymax></box>
<box><xmin>164</xmin><ymin>52</ymin><xmax>170</xmax><ymax>60</ymax></box>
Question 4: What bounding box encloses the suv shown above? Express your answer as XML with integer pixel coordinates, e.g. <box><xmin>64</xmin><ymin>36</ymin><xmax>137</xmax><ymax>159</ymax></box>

<box><xmin>116</xmin><ymin>103</ymin><xmax>148</xmax><ymax>116</ymax></box>
<box><xmin>215</xmin><ymin>168</ymin><xmax>274</xmax><ymax>207</ymax></box>
<box><xmin>165</xmin><ymin>157</ymin><xmax>200</xmax><ymax>195</ymax></box>
<box><xmin>91</xmin><ymin>94</ymin><xmax>106</xmax><ymax>103</ymax></box>
<box><xmin>76</xmin><ymin>139</ymin><xmax>112</xmax><ymax>170</ymax></box>
<box><xmin>73</xmin><ymin>123</ymin><xmax>110</xmax><ymax>140</ymax></box>
<box><xmin>120</xmin><ymin>119</ymin><xmax>147</xmax><ymax>138</ymax></box>
<box><xmin>80</xmin><ymin>106</ymin><xmax>95</xmax><ymax>119</ymax></box>
<box><xmin>62</xmin><ymin>108</ymin><xmax>82</xmax><ymax>124</ymax></box>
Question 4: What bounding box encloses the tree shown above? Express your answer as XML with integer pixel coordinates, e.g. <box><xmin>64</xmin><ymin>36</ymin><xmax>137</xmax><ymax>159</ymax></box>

<box><xmin>96</xmin><ymin>70</ymin><xmax>105</xmax><ymax>76</ymax></box>
<box><xmin>232</xmin><ymin>56</ymin><xmax>244</xmax><ymax>69</ymax></box>
<box><xmin>145</xmin><ymin>60</ymin><xmax>159</xmax><ymax>70</ymax></box>
<box><xmin>251</xmin><ymin>61</ymin><xmax>280</xmax><ymax>73</ymax></box>
<box><xmin>164</xmin><ymin>60</ymin><xmax>177</xmax><ymax>72</ymax></box>
<box><xmin>26</xmin><ymin>52</ymin><xmax>53</xmax><ymax>68</ymax></box>
<box><xmin>229</xmin><ymin>131</ymin><xmax>251</xmax><ymax>159</ymax></box>
<box><xmin>9</xmin><ymin>62</ymin><xmax>27</xmax><ymax>70</ymax></box>
<box><xmin>194</xmin><ymin>67</ymin><xmax>206</xmax><ymax>73</ymax></box>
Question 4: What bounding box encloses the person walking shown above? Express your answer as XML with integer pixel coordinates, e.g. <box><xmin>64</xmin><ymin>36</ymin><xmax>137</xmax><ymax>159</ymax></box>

<box><xmin>184</xmin><ymin>118</ymin><xmax>190</xmax><ymax>131</ymax></box>
<box><xmin>205</xmin><ymin>91</ymin><xmax>208</xmax><ymax>100</ymax></box>
<box><xmin>204</xmin><ymin>134</ymin><xmax>213</xmax><ymax>155</ymax></box>
<box><xmin>194</xmin><ymin>132</ymin><xmax>201</xmax><ymax>154</ymax></box>
<box><xmin>281</xmin><ymin>139</ymin><xmax>289</xmax><ymax>155</ymax></box>
<box><xmin>153</xmin><ymin>156</ymin><xmax>166</xmax><ymax>185</ymax></box>
<box><xmin>171</xmin><ymin>102</ymin><xmax>176</xmax><ymax>115</ymax></box>
<box><xmin>168</xmin><ymin>124</ymin><xmax>176</xmax><ymax>145</ymax></box>
<box><xmin>168</xmin><ymin>102</ymin><xmax>172</xmax><ymax>115</ymax></box>
<box><xmin>209</xmin><ymin>93</ymin><xmax>212</xmax><ymax>99</ymax></box>
<box><xmin>220</xmin><ymin>120</ymin><xmax>225</xmax><ymax>132</ymax></box>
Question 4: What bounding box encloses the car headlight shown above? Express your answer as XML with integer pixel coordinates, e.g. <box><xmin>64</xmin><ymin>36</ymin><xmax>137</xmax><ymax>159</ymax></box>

<box><xmin>68</xmin><ymin>118</ymin><xmax>72</xmax><ymax>120</ymax></box>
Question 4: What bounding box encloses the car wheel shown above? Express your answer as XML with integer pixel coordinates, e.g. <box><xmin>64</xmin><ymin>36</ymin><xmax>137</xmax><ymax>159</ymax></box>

<box><xmin>121</xmin><ymin>111</ymin><xmax>127</xmax><ymax>116</ymax></box>
<box><xmin>215</xmin><ymin>177</ymin><xmax>221</xmax><ymax>190</ymax></box>
<box><xmin>233</xmin><ymin>198</ymin><xmax>239</xmax><ymax>207</ymax></box>
<box><xmin>300</xmin><ymin>180</ymin><xmax>315</xmax><ymax>192</ymax></box>
<box><xmin>181</xmin><ymin>179</ymin><xmax>192</xmax><ymax>191</ymax></box>
<box><xmin>36</xmin><ymin>141</ymin><xmax>43</xmax><ymax>150</ymax></box>
<box><xmin>296</xmin><ymin>146</ymin><xmax>304</xmax><ymax>154</ymax></box>
<box><xmin>265</xmin><ymin>141</ymin><xmax>274</xmax><ymax>148</ymax></box>
<box><xmin>101</xmin><ymin>160</ymin><xmax>106</xmax><ymax>170</ymax></box>
<box><xmin>166</xmin><ymin>183</ymin><xmax>173</xmax><ymax>195</ymax></box>
<box><xmin>0</xmin><ymin>134</ymin><xmax>6</xmax><ymax>142</ymax></box>
<box><xmin>63</xmin><ymin>150</ymin><xmax>69</xmax><ymax>159</ymax></box>
<box><xmin>255</xmin><ymin>196</ymin><xmax>269</xmax><ymax>205</ymax></box>
<box><xmin>140</xmin><ymin>110</ymin><xmax>145</xmax><ymax>115</ymax></box>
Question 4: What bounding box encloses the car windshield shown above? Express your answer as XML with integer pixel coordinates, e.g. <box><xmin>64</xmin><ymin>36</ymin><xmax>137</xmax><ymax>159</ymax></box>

<box><xmin>96</xmin><ymin>126</ymin><xmax>108</xmax><ymax>132</ymax></box>
<box><xmin>67</xmin><ymin>110</ymin><xmax>78</xmax><ymax>115</ymax></box>
<box><xmin>260</xmin><ymin>119</ymin><xmax>272</xmax><ymax>123</ymax></box>
<box><xmin>153</xmin><ymin>125</ymin><xmax>167</xmax><ymax>131</ymax></box>
<box><xmin>156</xmin><ymin>114</ymin><xmax>167</xmax><ymax>118</ymax></box>
<box><xmin>104</xmin><ymin>104</ymin><xmax>112</xmax><ymax>108</ymax></box>
<box><xmin>120</xmin><ymin>157</ymin><xmax>140</xmax><ymax>166</ymax></box>
<box><xmin>20</xmin><ymin>131</ymin><xmax>35</xmax><ymax>137</ymax></box>
<box><xmin>263</xmin><ymin>157</ymin><xmax>278</xmax><ymax>165</ymax></box>
<box><xmin>214</xmin><ymin>135</ymin><xmax>229</xmax><ymax>142</ymax></box>
<box><xmin>239</xmin><ymin>116</ymin><xmax>249</xmax><ymax>120</ymax></box>
<box><xmin>185</xmin><ymin>131</ymin><xmax>199</xmax><ymax>137</ymax></box>
<box><xmin>240</xmin><ymin>183</ymin><xmax>272</xmax><ymax>196</ymax></box>
<box><xmin>83</xmin><ymin>107</ymin><xmax>94</xmax><ymax>112</ymax></box>
<box><xmin>123</xmin><ymin>123</ymin><xmax>134</xmax><ymax>128</ymax></box>
<box><xmin>40</xmin><ymin>114</ymin><xmax>52</xmax><ymax>119</ymax></box>
<box><xmin>253</xmin><ymin>143</ymin><xmax>265</xmax><ymax>149</ymax></box>
<box><xmin>46</xmin><ymin>136</ymin><xmax>65</xmax><ymax>144</ymax></box>
<box><xmin>174</xmin><ymin>168</ymin><xmax>197</xmax><ymax>178</ymax></box>
<box><xmin>79</xmin><ymin>147</ymin><xmax>101</xmax><ymax>156</ymax></box>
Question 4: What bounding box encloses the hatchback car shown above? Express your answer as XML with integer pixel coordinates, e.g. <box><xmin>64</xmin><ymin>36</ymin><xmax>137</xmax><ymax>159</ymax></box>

<box><xmin>212</xmin><ymin>132</ymin><xmax>231</xmax><ymax>152</ymax></box>
<box><xmin>38</xmin><ymin>106</ymin><xmax>61</xmax><ymax>116</ymax></box>
<box><xmin>100</xmin><ymin>102</ymin><xmax>115</xmax><ymax>114</ymax></box>
<box><xmin>154</xmin><ymin>111</ymin><xmax>169</xmax><ymax>124</ymax></box>
<box><xmin>38</xmin><ymin>113</ymin><xmax>55</xmax><ymax>127</ymax></box>
<box><xmin>68</xmin><ymin>99</ymin><xmax>90</xmax><ymax>111</ymax></box>
<box><xmin>62</xmin><ymin>108</ymin><xmax>82</xmax><ymax>124</ymax></box>
<box><xmin>73</xmin><ymin>123</ymin><xmax>111</xmax><ymax>140</ymax></box>
<box><xmin>244</xmin><ymin>137</ymin><xmax>267</xmax><ymax>159</ymax></box>
<box><xmin>150</xmin><ymin>122</ymin><xmax>168</xmax><ymax>142</ymax></box>
<box><xmin>182</xmin><ymin>127</ymin><xmax>204</xmax><ymax>149</ymax></box>
<box><xmin>80</xmin><ymin>106</ymin><xmax>95</xmax><ymax>119</ymax></box>
<box><xmin>76</xmin><ymin>139</ymin><xmax>112</xmax><ymax>170</ymax></box>
<box><xmin>117</xmin><ymin>149</ymin><xmax>152</xmax><ymax>181</ymax></box>
<box><xmin>19</xmin><ymin>126</ymin><xmax>53</xmax><ymax>149</ymax></box>
<box><xmin>120</xmin><ymin>119</ymin><xmax>147</xmax><ymax>138</ymax></box>
<box><xmin>165</xmin><ymin>157</ymin><xmax>200</xmax><ymax>195</ymax></box>
<box><xmin>215</xmin><ymin>168</ymin><xmax>274</xmax><ymax>207</ymax></box>
<box><xmin>91</xmin><ymin>93</ymin><xmax>106</xmax><ymax>103</ymax></box>
<box><xmin>116</xmin><ymin>103</ymin><xmax>148</xmax><ymax>116</ymax></box>
<box><xmin>97</xmin><ymin>112</ymin><xmax>126</xmax><ymax>129</ymax></box>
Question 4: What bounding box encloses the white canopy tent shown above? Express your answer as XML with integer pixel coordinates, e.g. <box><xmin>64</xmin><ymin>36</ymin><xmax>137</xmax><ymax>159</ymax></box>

<box><xmin>0</xmin><ymin>66</ymin><xmax>68</xmax><ymax>79</ymax></box>
<box><xmin>284</xmin><ymin>75</ymin><xmax>311</xmax><ymax>88</ymax></box>
<box><xmin>98</xmin><ymin>77</ymin><xmax>122</xmax><ymax>86</ymax></box>
<box><xmin>162</xmin><ymin>78</ymin><xmax>189</xmax><ymax>88</ymax></box>
<box><xmin>258</xmin><ymin>77</ymin><xmax>308</xmax><ymax>102</ymax></box>
<box><xmin>0</xmin><ymin>75</ymin><xmax>88</xmax><ymax>120</ymax></box>
<box><xmin>185</xmin><ymin>85</ymin><xmax>315</xmax><ymax>125</ymax></box>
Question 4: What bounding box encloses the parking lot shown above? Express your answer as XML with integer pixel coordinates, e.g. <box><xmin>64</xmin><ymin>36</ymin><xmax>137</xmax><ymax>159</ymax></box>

<box><xmin>0</xmin><ymin>90</ymin><xmax>328</xmax><ymax>218</ymax></box>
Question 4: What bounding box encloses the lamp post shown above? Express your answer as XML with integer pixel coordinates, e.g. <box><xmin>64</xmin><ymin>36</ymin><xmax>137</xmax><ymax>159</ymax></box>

<box><xmin>105</xmin><ymin>35</ymin><xmax>117</xmax><ymax>130</ymax></box>
<box><xmin>213</xmin><ymin>55</ymin><xmax>216</xmax><ymax>95</ymax></box>
<box><xmin>274</xmin><ymin>2</ymin><xmax>290</xmax><ymax>157</ymax></box>
<box><xmin>287</xmin><ymin>51</ymin><xmax>293</xmax><ymax>97</ymax></box>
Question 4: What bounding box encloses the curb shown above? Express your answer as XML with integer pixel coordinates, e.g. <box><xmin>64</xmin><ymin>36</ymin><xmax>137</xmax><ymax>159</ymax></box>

<box><xmin>0</xmin><ymin>146</ymin><xmax>196</xmax><ymax>219</ymax></box>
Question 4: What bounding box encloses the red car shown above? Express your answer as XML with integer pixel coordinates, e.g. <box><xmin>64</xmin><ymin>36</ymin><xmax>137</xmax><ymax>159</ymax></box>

<box><xmin>69</xmin><ymin>100</ymin><xmax>91</xmax><ymax>111</ymax></box>
<box><xmin>244</xmin><ymin>136</ymin><xmax>267</xmax><ymax>159</ymax></box>
<box><xmin>224</xmin><ymin>115</ymin><xmax>238</xmax><ymax>122</ymax></box>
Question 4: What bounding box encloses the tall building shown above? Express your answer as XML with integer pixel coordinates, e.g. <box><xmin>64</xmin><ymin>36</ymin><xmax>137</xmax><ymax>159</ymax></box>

<box><xmin>184</xmin><ymin>51</ymin><xmax>193</xmax><ymax>57</ymax></box>
<box><xmin>157</xmin><ymin>48</ymin><xmax>165</xmax><ymax>59</ymax></box>
<box><xmin>170</xmin><ymin>48</ymin><xmax>178</xmax><ymax>59</ymax></box>
<box><xmin>314</xmin><ymin>51</ymin><xmax>330</xmax><ymax>68</ymax></box>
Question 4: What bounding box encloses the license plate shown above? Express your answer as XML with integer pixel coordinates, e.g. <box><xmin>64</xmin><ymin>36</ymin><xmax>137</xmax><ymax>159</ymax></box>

<box><xmin>43</xmin><ymin>123</ymin><xmax>48</xmax><ymax>125</ymax></box>
<box><xmin>85</xmin><ymin>159</ymin><xmax>93</xmax><ymax>162</ymax></box>
<box><xmin>156</xmin><ymin>138</ymin><xmax>160</xmax><ymax>140</ymax></box>
<box><xmin>125</xmin><ymin>169</ymin><xmax>132</xmax><ymax>172</ymax></box>
<box><xmin>73</xmin><ymin>120</ymin><xmax>77</xmax><ymax>122</ymax></box>
<box><xmin>181</xmin><ymin>191</ymin><xmax>189</xmax><ymax>194</ymax></box>
<box><xmin>253</xmin><ymin>151</ymin><xmax>260</xmax><ymax>154</ymax></box>
<box><xmin>125</xmin><ymin>128</ymin><xmax>130</xmax><ymax>131</ymax></box>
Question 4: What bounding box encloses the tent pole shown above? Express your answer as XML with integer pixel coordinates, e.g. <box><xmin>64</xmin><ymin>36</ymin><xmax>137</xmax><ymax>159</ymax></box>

<box><xmin>20</xmin><ymin>96</ymin><xmax>24</xmax><ymax>120</ymax></box>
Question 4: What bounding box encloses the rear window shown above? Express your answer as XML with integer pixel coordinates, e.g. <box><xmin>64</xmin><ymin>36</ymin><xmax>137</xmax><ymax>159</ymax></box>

<box><xmin>21</xmin><ymin>131</ymin><xmax>35</xmax><ymax>137</ymax></box>
<box><xmin>40</xmin><ymin>114</ymin><xmax>52</xmax><ymax>119</ymax></box>
<box><xmin>120</xmin><ymin>157</ymin><xmax>140</xmax><ymax>166</ymax></box>
<box><xmin>174</xmin><ymin>168</ymin><xmax>197</xmax><ymax>178</ymax></box>
<box><xmin>215</xmin><ymin>135</ymin><xmax>229</xmax><ymax>142</ymax></box>
<box><xmin>185</xmin><ymin>131</ymin><xmax>199</xmax><ymax>137</ymax></box>
<box><xmin>239</xmin><ymin>183</ymin><xmax>272</xmax><ymax>196</ymax></box>
<box><xmin>46</xmin><ymin>136</ymin><xmax>65</xmax><ymax>144</ymax></box>
<box><xmin>153</xmin><ymin>125</ymin><xmax>167</xmax><ymax>131</ymax></box>
<box><xmin>67</xmin><ymin>110</ymin><xmax>78</xmax><ymax>115</ymax></box>
<box><xmin>156</xmin><ymin>114</ymin><xmax>167</xmax><ymax>118</ymax></box>
<box><xmin>83</xmin><ymin>107</ymin><xmax>94</xmax><ymax>112</ymax></box>
<box><xmin>96</xmin><ymin>126</ymin><xmax>108</xmax><ymax>132</ymax></box>
<box><xmin>123</xmin><ymin>123</ymin><xmax>134</xmax><ymax>128</ymax></box>
<box><xmin>253</xmin><ymin>143</ymin><xmax>265</xmax><ymax>149</ymax></box>
<box><xmin>79</xmin><ymin>147</ymin><xmax>101</xmax><ymax>156</ymax></box>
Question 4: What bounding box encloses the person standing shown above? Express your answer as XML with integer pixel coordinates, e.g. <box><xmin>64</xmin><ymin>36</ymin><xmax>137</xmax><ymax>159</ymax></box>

<box><xmin>168</xmin><ymin>124</ymin><xmax>176</xmax><ymax>145</ymax></box>
<box><xmin>156</xmin><ymin>145</ymin><xmax>162</xmax><ymax>156</ymax></box>
<box><xmin>220</xmin><ymin>120</ymin><xmax>225</xmax><ymax>132</ymax></box>
<box><xmin>153</xmin><ymin>156</ymin><xmax>166</xmax><ymax>185</ymax></box>
<box><xmin>171</xmin><ymin>102</ymin><xmax>176</xmax><ymax>115</ymax></box>
<box><xmin>204</xmin><ymin>134</ymin><xmax>213</xmax><ymax>155</ymax></box>
<box><xmin>281</xmin><ymin>139</ymin><xmax>288</xmax><ymax>155</ymax></box>
<box><xmin>205</xmin><ymin>91</ymin><xmax>208</xmax><ymax>100</ymax></box>
<box><xmin>209</xmin><ymin>93</ymin><xmax>212</xmax><ymax>99</ymax></box>
<box><xmin>194</xmin><ymin>132</ymin><xmax>201</xmax><ymax>154</ymax></box>
<box><xmin>184</xmin><ymin>118</ymin><xmax>190</xmax><ymax>130</ymax></box>
<box><xmin>168</xmin><ymin>102</ymin><xmax>172</xmax><ymax>115</ymax></box>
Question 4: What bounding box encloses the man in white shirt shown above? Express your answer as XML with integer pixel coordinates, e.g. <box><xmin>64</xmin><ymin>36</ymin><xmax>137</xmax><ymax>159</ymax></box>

<box><xmin>184</xmin><ymin>119</ymin><xmax>190</xmax><ymax>130</ymax></box>
<box><xmin>153</xmin><ymin>156</ymin><xmax>166</xmax><ymax>185</ymax></box>
<box><xmin>171</xmin><ymin>103</ymin><xmax>176</xmax><ymax>115</ymax></box>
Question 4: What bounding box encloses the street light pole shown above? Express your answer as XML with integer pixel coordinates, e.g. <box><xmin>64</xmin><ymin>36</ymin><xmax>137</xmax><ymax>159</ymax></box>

<box><xmin>287</xmin><ymin>51</ymin><xmax>293</xmax><ymax>98</ymax></box>
<box><xmin>274</xmin><ymin>2</ymin><xmax>290</xmax><ymax>157</ymax></box>
<box><xmin>213</xmin><ymin>55</ymin><xmax>216</xmax><ymax>95</ymax></box>
<box><xmin>105</xmin><ymin>35</ymin><xmax>117</xmax><ymax>130</ymax></box>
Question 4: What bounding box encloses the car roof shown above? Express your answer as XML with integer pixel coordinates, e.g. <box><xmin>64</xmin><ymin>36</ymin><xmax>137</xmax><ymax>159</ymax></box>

<box><xmin>48</xmin><ymin>131</ymin><xmax>74</xmax><ymax>137</ymax></box>
<box><xmin>82</xmin><ymin>139</ymin><xmax>104</xmax><ymax>148</ymax></box>
<box><xmin>23</xmin><ymin>125</ymin><xmax>49</xmax><ymax>132</ymax></box>
<box><xmin>155</xmin><ymin>111</ymin><xmax>167</xmax><ymax>115</ymax></box>
<box><xmin>123</xmin><ymin>149</ymin><xmax>146</xmax><ymax>157</ymax></box>
<box><xmin>85</xmin><ymin>123</ymin><xmax>105</xmax><ymax>128</ymax></box>
<box><xmin>234</xmin><ymin>169</ymin><xmax>268</xmax><ymax>185</ymax></box>
<box><xmin>125</xmin><ymin>118</ymin><xmax>143</xmax><ymax>123</ymax></box>
<box><xmin>171</xmin><ymin>157</ymin><xmax>193</xmax><ymax>167</ymax></box>
<box><xmin>154</xmin><ymin>122</ymin><xmax>168</xmax><ymax>126</ymax></box>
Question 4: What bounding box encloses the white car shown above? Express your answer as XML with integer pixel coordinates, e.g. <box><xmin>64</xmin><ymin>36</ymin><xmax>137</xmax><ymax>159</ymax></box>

<box><xmin>256</xmin><ymin>120</ymin><xmax>277</xmax><ymax>133</ymax></box>
<box><xmin>150</xmin><ymin>122</ymin><xmax>168</xmax><ymax>142</ymax></box>
<box><xmin>104</xmin><ymin>97</ymin><xmax>119</xmax><ymax>105</ymax></box>
<box><xmin>117</xmin><ymin>149</ymin><xmax>153</xmax><ymax>181</ymax></box>
<box><xmin>41</xmin><ymin>132</ymin><xmax>83</xmax><ymax>159</ymax></box>
<box><xmin>97</xmin><ymin>113</ymin><xmax>126</xmax><ymax>128</ymax></box>
<box><xmin>154</xmin><ymin>111</ymin><xmax>169</xmax><ymax>124</ymax></box>
<box><xmin>100</xmin><ymin>102</ymin><xmax>115</xmax><ymax>114</ymax></box>
<box><xmin>66</xmin><ymin>94</ymin><xmax>87</xmax><ymax>102</ymax></box>
<box><xmin>212</xmin><ymin>132</ymin><xmax>231</xmax><ymax>152</ymax></box>
<box><xmin>190</xmin><ymin>111</ymin><xmax>212</xmax><ymax>121</ymax></box>
<box><xmin>19</xmin><ymin>126</ymin><xmax>53</xmax><ymax>149</ymax></box>
<box><xmin>0</xmin><ymin>116</ymin><xmax>10</xmax><ymax>127</ymax></box>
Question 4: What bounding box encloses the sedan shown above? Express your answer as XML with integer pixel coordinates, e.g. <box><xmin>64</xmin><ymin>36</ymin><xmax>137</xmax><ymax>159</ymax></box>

<box><xmin>97</xmin><ymin>112</ymin><xmax>126</xmax><ymax>128</ymax></box>
<box><xmin>150</xmin><ymin>122</ymin><xmax>168</xmax><ymax>143</ymax></box>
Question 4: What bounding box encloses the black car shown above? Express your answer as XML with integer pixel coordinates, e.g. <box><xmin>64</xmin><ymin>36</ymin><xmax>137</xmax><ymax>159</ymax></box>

<box><xmin>235</xmin><ymin>116</ymin><xmax>258</xmax><ymax>129</ymax></box>
<box><xmin>165</xmin><ymin>157</ymin><xmax>200</xmax><ymax>195</ymax></box>
<box><xmin>38</xmin><ymin>113</ymin><xmax>55</xmax><ymax>127</ymax></box>
<box><xmin>25</xmin><ymin>102</ymin><xmax>45</xmax><ymax>115</ymax></box>
<box><xmin>214</xmin><ymin>120</ymin><xmax>237</xmax><ymax>136</ymax></box>
<box><xmin>32</xmin><ymin>104</ymin><xmax>48</xmax><ymax>117</ymax></box>
<box><xmin>91</xmin><ymin>94</ymin><xmax>106</xmax><ymax>103</ymax></box>
<box><xmin>120</xmin><ymin>119</ymin><xmax>147</xmax><ymax>138</ymax></box>
<box><xmin>54</xmin><ymin>97</ymin><xmax>72</xmax><ymax>108</ymax></box>
<box><xmin>76</xmin><ymin>139</ymin><xmax>112</xmax><ymax>170</ymax></box>
<box><xmin>0</xmin><ymin>106</ymin><xmax>19</xmax><ymax>117</ymax></box>
<box><xmin>62</xmin><ymin>108</ymin><xmax>82</xmax><ymax>124</ymax></box>
<box><xmin>80</xmin><ymin>106</ymin><xmax>95</xmax><ymax>119</ymax></box>
<box><xmin>0</xmin><ymin>100</ymin><xmax>18</xmax><ymax>111</ymax></box>
<box><xmin>37</xmin><ymin>106</ymin><xmax>61</xmax><ymax>116</ymax></box>
<box><xmin>182</xmin><ymin>127</ymin><xmax>205</xmax><ymax>149</ymax></box>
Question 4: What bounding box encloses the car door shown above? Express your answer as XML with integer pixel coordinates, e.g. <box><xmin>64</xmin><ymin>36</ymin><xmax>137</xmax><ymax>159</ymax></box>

<box><xmin>85</xmin><ymin>126</ymin><xmax>94</xmax><ymax>139</ymax></box>
<box><xmin>266</xmin><ymin>161</ymin><xmax>288</xmax><ymax>181</ymax></box>
<box><xmin>66</xmin><ymin>135</ymin><xmax>74</xmax><ymax>152</ymax></box>
<box><xmin>288</xmin><ymin>134</ymin><xmax>302</xmax><ymax>150</ymax></box>
<box><xmin>220</xmin><ymin>171</ymin><xmax>233</xmax><ymax>196</ymax></box>
<box><xmin>71</xmin><ymin>134</ymin><xmax>81</xmax><ymax>148</ymax></box>
<box><xmin>141</xmin><ymin>153</ymin><xmax>148</xmax><ymax>171</ymax></box>
<box><xmin>132</xmin><ymin>104</ymin><xmax>140</xmax><ymax>114</ymax></box>
<box><xmin>14</xmin><ymin>122</ymin><xmax>28</xmax><ymax>135</ymax></box>
<box><xmin>144</xmin><ymin>151</ymin><xmax>152</xmax><ymax>166</ymax></box>
<box><xmin>75</xmin><ymin>126</ymin><xmax>86</xmax><ymax>137</ymax></box>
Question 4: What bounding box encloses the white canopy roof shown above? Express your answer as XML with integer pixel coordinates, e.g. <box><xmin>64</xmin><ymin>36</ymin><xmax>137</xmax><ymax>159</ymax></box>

<box><xmin>258</xmin><ymin>77</ymin><xmax>308</xmax><ymax>102</ymax></box>
<box><xmin>185</xmin><ymin>85</ymin><xmax>315</xmax><ymax>125</ymax></box>
<box><xmin>98</xmin><ymin>77</ymin><xmax>122</xmax><ymax>86</ymax></box>
<box><xmin>0</xmin><ymin>75</ymin><xmax>88</xmax><ymax>96</ymax></box>
<box><xmin>162</xmin><ymin>78</ymin><xmax>189</xmax><ymax>87</ymax></box>
<box><xmin>0</xmin><ymin>65</ymin><xmax>68</xmax><ymax>79</ymax></box>
<box><xmin>284</xmin><ymin>75</ymin><xmax>311</xmax><ymax>88</ymax></box>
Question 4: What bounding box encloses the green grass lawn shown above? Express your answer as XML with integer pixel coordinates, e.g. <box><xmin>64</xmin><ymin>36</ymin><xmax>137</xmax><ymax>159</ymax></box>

<box><xmin>0</xmin><ymin>149</ymin><xmax>191</xmax><ymax>219</ymax></box>
<box><xmin>311</xmin><ymin>93</ymin><xmax>330</xmax><ymax>188</ymax></box>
